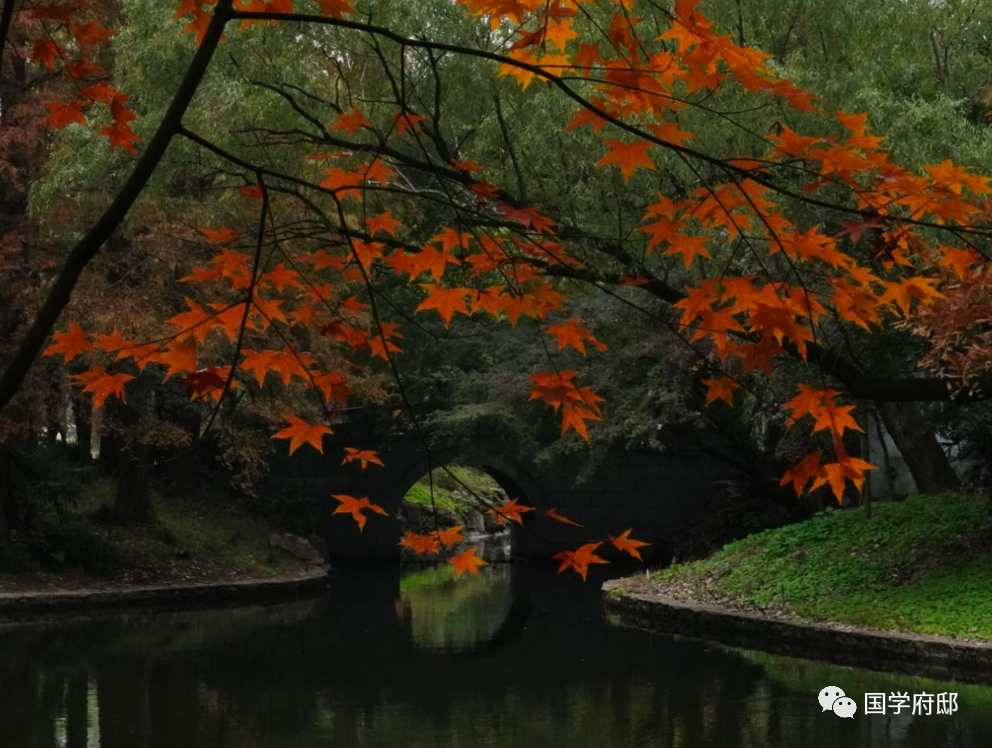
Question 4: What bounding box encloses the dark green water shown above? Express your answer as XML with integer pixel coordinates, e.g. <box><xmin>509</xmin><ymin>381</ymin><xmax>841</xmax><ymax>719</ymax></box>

<box><xmin>2</xmin><ymin>565</ymin><xmax>991</xmax><ymax>747</ymax></box>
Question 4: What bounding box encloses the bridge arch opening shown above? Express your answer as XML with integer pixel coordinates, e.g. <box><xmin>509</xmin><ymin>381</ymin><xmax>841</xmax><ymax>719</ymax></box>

<box><xmin>374</xmin><ymin>441</ymin><xmax>548</xmax><ymax>563</ymax></box>
<box><xmin>388</xmin><ymin>458</ymin><xmax>541</xmax><ymax>652</ymax></box>
<box><xmin>319</xmin><ymin>439</ymin><xmax>550</xmax><ymax>563</ymax></box>
<box><xmin>397</xmin><ymin>464</ymin><xmax>517</xmax><ymax>563</ymax></box>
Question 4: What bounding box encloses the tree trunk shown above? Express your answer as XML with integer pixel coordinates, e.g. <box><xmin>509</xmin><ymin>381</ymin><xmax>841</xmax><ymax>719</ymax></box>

<box><xmin>74</xmin><ymin>394</ymin><xmax>93</xmax><ymax>463</ymax></box>
<box><xmin>876</xmin><ymin>401</ymin><xmax>960</xmax><ymax>493</ymax></box>
<box><xmin>0</xmin><ymin>443</ymin><xmax>16</xmax><ymax>543</ymax></box>
<box><xmin>115</xmin><ymin>441</ymin><xmax>155</xmax><ymax>523</ymax></box>
<box><xmin>0</xmin><ymin>486</ymin><xmax>10</xmax><ymax>552</ymax></box>
<box><xmin>108</xmin><ymin>396</ymin><xmax>155</xmax><ymax>524</ymax></box>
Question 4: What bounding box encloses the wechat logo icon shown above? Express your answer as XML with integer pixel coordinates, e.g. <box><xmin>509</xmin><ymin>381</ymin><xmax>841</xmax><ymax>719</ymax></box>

<box><xmin>819</xmin><ymin>686</ymin><xmax>857</xmax><ymax>718</ymax></box>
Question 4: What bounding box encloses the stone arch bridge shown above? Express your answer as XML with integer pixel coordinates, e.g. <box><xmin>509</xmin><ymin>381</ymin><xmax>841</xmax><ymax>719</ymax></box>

<box><xmin>284</xmin><ymin>420</ymin><xmax>732</xmax><ymax>562</ymax></box>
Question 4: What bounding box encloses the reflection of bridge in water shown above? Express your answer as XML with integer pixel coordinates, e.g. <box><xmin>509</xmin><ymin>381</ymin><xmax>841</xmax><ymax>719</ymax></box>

<box><xmin>283</xmin><ymin>413</ymin><xmax>732</xmax><ymax>561</ymax></box>
<box><xmin>1</xmin><ymin>567</ymin><xmax>982</xmax><ymax>748</ymax></box>
<box><xmin>395</xmin><ymin>565</ymin><xmax>532</xmax><ymax>655</ymax></box>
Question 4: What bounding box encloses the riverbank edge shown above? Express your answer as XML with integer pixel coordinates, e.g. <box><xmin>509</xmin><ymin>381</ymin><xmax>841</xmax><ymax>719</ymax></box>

<box><xmin>602</xmin><ymin>581</ymin><xmax>992</xmax><ymax>685</ymax></box>
<box><xmin>0</xmin><ymin>568</ymin><xmax>330</xmax><ymax>622</ymax></box>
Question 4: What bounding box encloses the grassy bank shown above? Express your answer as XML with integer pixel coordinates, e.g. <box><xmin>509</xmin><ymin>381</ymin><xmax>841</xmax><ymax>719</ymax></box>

<box><xmin>0</xmin><ymin>478</ymin><xmax>311</xmax><ymax>591</ymax></box>
<box><xmin>617</xmin><ymin>492</ymin><xmax>992</xmax><ymax>640</ymax></box>
<box><xmin>401</xmin><ymin>465</ymin><xmax>499</xmax><ymax>520</ymax></box>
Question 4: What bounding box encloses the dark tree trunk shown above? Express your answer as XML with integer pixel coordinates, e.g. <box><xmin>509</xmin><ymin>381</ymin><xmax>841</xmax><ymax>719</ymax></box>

<box><xmin>46</xmin><ymin>384</ymin><xmax>65</xmax><ymax>445</ymax></box>
<box><xmin>105</xmin><ymin>395</ymin><xmax>155</xmax><ymax>523</ymax></box>
<box><xmin>99</xmin><ymin>424</ymin><xmax>122</xmax><ymax>468</ymax></box>
<box><xmin>74</xmin><ymin>394</ymin><xmax>93</xmax><ymax>464</ymax></box>
<box><xmin>0</xmin><ymin>442</ymin><xmax>16</xmax><ymax>542</ymax></box>
<box><xmin>0</xmin><ymin>502</ymin><xmax>9</xmax><ymax>550</ymax></box>
<box><xmin>169</xmin><ymin>408</ymin><xmax>201</xmax><ymax>499</ymax></box>
<box><xmin>0</xmin><ymin>486</ymin><xmax>10</xmax><ymax>551</ymax></box>
<box><xmin>115</xmin><ymin>441</ymin><xmax>154</xmax><ymax>523</ymax></box>
<box><xmin>877</xmin><ymin>401</ymin><xmax>960</xmax><ymax>493</ymax></box>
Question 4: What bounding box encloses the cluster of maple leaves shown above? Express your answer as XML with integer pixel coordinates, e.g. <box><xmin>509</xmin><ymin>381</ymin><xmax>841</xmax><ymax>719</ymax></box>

<box><xmin>31</xmin><ymin>0</ymin><xmax>992</xmax><ymax>574</ymax></box>
<box><xmin>397</xmin><ymin>495</ymin><xmax>649</xmax><ymax>579</ymax></box>
<box><xmin>24</xmin><ymin>2</ymin><xmax>140</xmax><ymax>154</ymax></box>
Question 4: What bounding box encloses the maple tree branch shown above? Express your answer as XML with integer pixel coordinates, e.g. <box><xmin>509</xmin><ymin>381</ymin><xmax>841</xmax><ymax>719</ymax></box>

<box><xmin>181</xmin><ymin>112</ymin><xmax>978</xmax><ymax>407</ymax></box>
<box><xmin>231</xmin><ymin>8</ymin><xmax>992</xmax><ymax>243</ymax></box>
<box><xmin>0</xmin><ymin>0</ymin><xmax>16</xmax><ymax>88</ymax></box>
<box><xmin>539</xmin><ymin>262</ymin><xmax>963</xmax><ymax>403</ymax></box>
<box><xmin>0</xmin><ymin>0</ymin><xmax>236</xmax><ymax>414</ymax></box>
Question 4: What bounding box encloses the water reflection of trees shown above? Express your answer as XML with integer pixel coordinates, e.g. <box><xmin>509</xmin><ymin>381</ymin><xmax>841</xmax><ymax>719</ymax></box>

<box><xmin>399</xmin><ymin>564</ymin><xmax>514</xmax><ymax>651</ymax></box>
<box><xmin>2</xmin><ymin>569</ymin><xmax>991</xmax><ymax>748</ymax></box>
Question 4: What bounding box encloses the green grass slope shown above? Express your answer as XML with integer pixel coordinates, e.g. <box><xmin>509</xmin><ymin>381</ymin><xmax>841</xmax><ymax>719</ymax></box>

<box><xmin>627</xmin><ymin>492</ymin><xmax>992</xmax><ymax>640</ymax></box>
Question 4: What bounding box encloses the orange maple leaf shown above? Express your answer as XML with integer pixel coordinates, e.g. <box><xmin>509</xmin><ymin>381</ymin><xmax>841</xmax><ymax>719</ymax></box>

<box><xmin>44</xmin><ymin>323</ymin><xmax>92</xmax><ymax>362</ymax></box>
<box><xmin>779</xmin><ymin>450</ymin><xmax>824</xmax><ymax>495</ymax></box>
<box><xmin>544</xmin><ymin>507</ymin><xmax>582</xmax><ymax>527</ymax></box>
<box><xmin>81</xmin><ymin>81</ymin><xmax>120</xmax><ymax>104</ymax></box>
<box><xmin>595</xmin><ymin>139</ymin><xmax>656</xmax><ymax>182</ymax></box>
<box><xmin>436</xmin><ymin>525</ymin><xmax>466</xmax><ymax>548</ymax></box>
<box><xmin>70</xmin><ymin>366</ymin><xmax>135</xmax><ymax>410</ymax></box>
<box><xmin>879</xmin><ymin>277</ymin><xmax>944</xmax><ymax>318</ymax></box>
<box><xmin>314</xmin><ymin>0</ymin><xmax>356</xmax><ymax>18</ymax></box>
<box><xmin>272</xmin><ymin>415</ymin><xmax>332</xmax><ymax>454</ymax></box>
<box><xmin>167</xmin><ymin>298</ymin><xmax>216</xmax><ymax>343</ymax></box>
<box><xmin>529</xmin><ymin>371</ymin><xmax>604</xmax><ymax>439</ymax></box>
<box><xmin>782</xmin><ymin>384</ymin><xmax>831</xmax><ymax>426</ymax></box>
<box><xmin>366</xmin><ymin>210</ymin><xmax>403</xmax><ymax>236</ymax></box>
<box><xmin>262</xmin><ymin>263</ymin><xmax>302</xmax><ymax>292</ymax></box>
<box><xmin>938</xmin><ymin>246</ymin><xmax>978</xmax><ymax>279</ymax></box>
<box><xmin>811</xmin><ymin>396</ymin><xmax>863</xmax><ymax>438</ymax></box>
<box><xmin>329</xmin><ymin>106</ymin><xmax>371</xmax><ymax>136</ymax></box>
<box><xmin>71</xmin><ymin>21</ymin><xmax>115</xmax><ymax>48</ymax></box>
<box><xmin>663</xmin><ymin>235</ymin><xmax>712</xmax><ymax>268</ymax></box>
<box><xmin>546</xmin><ymin>318</ymin><xmax>607</xmax><ymax>355</ymax></box>
<box><xmin>486</xmin><ymin>498</ymin><xmax>534</xmax><ymax>525</ymax></box>
<box><xmin>183</xmin><ymin>368</ymin><xmax>228</xmax><ymax>399</ymax></box>
<box><xmin>198</xmin><ymin>225</ymin><xmax>236</xmax><ymax>244</ymax></box>
<box><xmin>158</xmin><ymin>336</ymin><xmax>198</xmax><ymax>382</ymax></box>
<box><xmin>449</xmin><ymin>546</ymin><xmax>488</xmax><ymax>577</ymax></box>
<box><xmin>332</xmin><ymin>494</ymin><xmax>388</xmax><ymax>531</ymax></box>
<box><xmin>342</xmin><ymin>447</ymin><xmax>384</xmax><ymax>469</ymax></box>
<box><xmin>390</xmin><ymin>110</ymin><xmax>424</xmax><ymax>136</ymax></box>
<box><xmin>399</xmin><ymin>531</ymin><xmax>441</xmax><ymax>555</ymax></box>
<box><xmin>31</xmin><ymin>39</ymin><xmax>62</xmax><ymax>70</ymax></box>
<box><xmin>45</xmin><ymin>101</ymin><xmax>87</xmax><ymax>130</ymax></box>
<box><xmin>450</xmin><ymin>157</ymin><xmax>485</xmax><ymax>173</ymax></box>
<box><xmin>239</xmin><ymin>349</ymin><xmax>278</xmax><ymax>387</ymax></box>
<box><xmin>703</xmin><ymin>377</ymin><xmax>740</xmax><ymax>406</ymax></box>
<box><xmin>608</xmin><ymin>529</ymin><xmax>650</xmax><ymax>561</ymax></box>
<box><xmin>408</xmin><ymin>245</ymin><xmax>461</xmax><ymax>281</ymax></box>
<box><xmin>91</xmin><ymin>329</ymin><xmax>138</xmax><ymax>355</ymax></box>
<box><xmin>553</xmin><ymin>542</ymin><xmax>609</xmax><ymax>580</ymax></box>
<box><xmin>415</xmin><ymin>284</ymin><xmax>471</xmax><ymax>325</ymax></box>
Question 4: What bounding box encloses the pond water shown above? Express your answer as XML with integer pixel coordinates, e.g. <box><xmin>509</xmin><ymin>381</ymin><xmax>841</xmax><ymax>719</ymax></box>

<box><xmin>3</xmin><ymin>565</ymin><xmax>992</xmax><ymax>748</ymax></box>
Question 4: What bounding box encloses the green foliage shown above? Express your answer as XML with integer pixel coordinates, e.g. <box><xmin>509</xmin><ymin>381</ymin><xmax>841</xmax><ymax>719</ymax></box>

<box><xmin>402</xmin><ymin>466</ymin><xmax>498</xmax><ymax>518</ymax></box>
<box><xmin>399</xmin><ymin>565</ymin><xmax>514</xmax><ymax>649</ymax></box>
<box><xmin>650</xmin><ymin>493</ymin><xmax>992</xmax><ymax>639</ymax></box>
<box><xmin>13</xmin><ymin>442</ymin><xmax>92</xmax><ymax>524</ymax></box>
<box><xmin>398</xmin><ymin>563</ymin><xmax>457</xmax><ymax>592</ymax></box>
<box><xmin>740</xmin><ymin>646</ymin><xmax>992</xmax><ymax>722</ymax></box>
<box><xmin>403</xmin><ymin>482</ymin><xmax>464</xmax><ymax>516</ymax></box>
